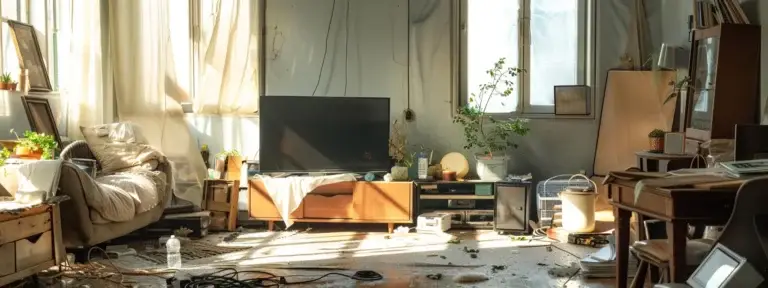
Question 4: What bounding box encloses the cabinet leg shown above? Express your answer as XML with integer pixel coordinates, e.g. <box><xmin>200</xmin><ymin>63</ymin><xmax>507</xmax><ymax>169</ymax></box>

<box><xmin>387</xmin><ymin>223</ymin><xmax>394</xmax><ymax>234</ymax></box>
<box><xmin>267</xmin><ymin>221</ymin><xmax>274</xmax><ymax>231</ymax></box>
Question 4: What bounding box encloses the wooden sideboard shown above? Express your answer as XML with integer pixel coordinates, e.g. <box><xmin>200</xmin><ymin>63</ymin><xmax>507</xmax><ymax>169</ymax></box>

<box><xmin>248</xmin><ymin>180</ymin><xmax>413</xmax><ymax>233</ymax></box>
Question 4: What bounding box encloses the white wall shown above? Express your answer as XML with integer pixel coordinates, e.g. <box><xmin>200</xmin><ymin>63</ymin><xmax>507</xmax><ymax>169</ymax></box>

<box><xmin>187</xmin><ymin>0</ymin><xmax>665</xmax><ymax>181</ymax></box>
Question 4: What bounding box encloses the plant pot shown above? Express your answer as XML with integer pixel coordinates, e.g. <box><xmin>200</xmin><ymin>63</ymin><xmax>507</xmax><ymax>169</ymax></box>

<box><xmin>391</xmin><ymin>166</ymin><xmax>409</xmax><ymax>181</ymax></box>
<box><xmin>7</xmin><ymin>83</ymin><xmax>17</xmax><ymax>91</ymax></box>
<box><xmin>0</xmin><ymin>83</ymin><xmax>7</xmax><ymax>90</ymax></box>
<box><xmin>475</xmin><ymin>153</ymin><xmax>508</xmax><ymax>181</ymax></box>
<box><xmin>649</xmin><ymin>137</ymin><xmax>664</xmax><ymax>153</ymax></box>
<box><xmin>14</xmin><ymin>146</ymin><xmax>42</xmax><ymax>160</ymax></box>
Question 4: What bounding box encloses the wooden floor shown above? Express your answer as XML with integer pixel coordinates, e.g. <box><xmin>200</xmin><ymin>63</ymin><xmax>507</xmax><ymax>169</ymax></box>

<box><xmin>52</xmin><ymin>224</ymin><xmax>621</xmax><ymax>287</ymax></box>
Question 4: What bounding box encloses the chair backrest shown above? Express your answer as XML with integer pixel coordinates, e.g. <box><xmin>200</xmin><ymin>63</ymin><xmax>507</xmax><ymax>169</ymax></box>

<box><xmin>715</xmin><ymin>177</ymin><xmax>768</xmax><ymax>279</ymax></box>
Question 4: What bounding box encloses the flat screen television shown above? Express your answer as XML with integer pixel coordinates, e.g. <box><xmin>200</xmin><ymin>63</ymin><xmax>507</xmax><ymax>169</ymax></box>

<box><xmin>259</xmin><ymin>96</ymin><xmax>390</xmax><ymax>173</ymax></box>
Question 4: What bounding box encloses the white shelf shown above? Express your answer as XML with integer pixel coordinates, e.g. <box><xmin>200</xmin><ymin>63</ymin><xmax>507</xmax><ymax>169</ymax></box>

<box><xmin>419</xmin><ymin>195</ymin><xmax>493</xmax><ymax>200</ymax></box>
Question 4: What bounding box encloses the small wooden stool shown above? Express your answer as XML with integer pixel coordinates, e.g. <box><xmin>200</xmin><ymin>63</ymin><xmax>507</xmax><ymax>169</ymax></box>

<box><xmin>629</xmin><ymin>238</ymin><xmax>713</xmax><ymax>287</ymax></box>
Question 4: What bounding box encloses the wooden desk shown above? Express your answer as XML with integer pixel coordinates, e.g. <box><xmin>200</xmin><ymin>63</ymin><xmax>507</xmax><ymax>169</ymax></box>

<box><xmin>609</xmin><ymin>178</ymin><xmax>737</xmax><ymax>287</ymax></box>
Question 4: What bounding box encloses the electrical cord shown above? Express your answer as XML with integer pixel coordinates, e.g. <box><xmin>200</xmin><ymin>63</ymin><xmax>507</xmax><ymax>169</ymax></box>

<box><xmin>183</xmin><ymin>268</ymin><xmax>383</xmax><ymax>288</ymax></box>
<box><xmin>311</xmin><ymin>0</ymin><xmax>337</xmax><ymax>96</ymax></box>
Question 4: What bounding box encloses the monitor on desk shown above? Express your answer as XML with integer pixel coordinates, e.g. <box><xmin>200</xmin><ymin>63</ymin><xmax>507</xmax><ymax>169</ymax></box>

<box><xmin>686</xmin><ymin>243</ymin><xmax>762</xmax><ymax>288</ymax></box>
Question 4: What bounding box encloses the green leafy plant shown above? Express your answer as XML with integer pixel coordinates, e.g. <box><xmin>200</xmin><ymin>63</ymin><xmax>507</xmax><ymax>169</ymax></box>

<box><xmin>10</xmin><ymin>129</ymin><xmax>58</xmax><ymax>159</ymax></box>
<box><xmin>648</xmin><ymin>129</ymin><xmax>666</xmax><ymax>138</ymax></box>
<box><xmin>388</xmin><ymin>119</ymin><xmax>414</xmax><ymax>167</ymax></box>
<box><xmin>664</xmin><ymin>76</ymin><xmax>692</xmax><ymax>105</ymax></box>
<box><xmin>0</xmin><ymin>73</ymin><xmax>12</xmax><ymax>84</ymax></box>
<box><xmin>215</xmin><ymin>149</ymin><xmax>241</xmax><ymax>159</ymax></box>
<box><xmin>0</xmin><ymin>147</ymin><xmax>10</xmax><ymax>166</ymax></box>
<box><xmin>453</xmin><ymin>58</ymin><xmax>530</xmax><ymax>156</ymax></box>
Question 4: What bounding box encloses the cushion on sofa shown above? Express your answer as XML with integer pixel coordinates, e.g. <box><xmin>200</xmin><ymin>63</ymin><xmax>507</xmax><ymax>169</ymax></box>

<box><xmin>80</xmin><ymin>122</ymin><xmax>160</xmax><ymax>173</ymax></box>
<box><xmin>87</xmin><ymin>170</ymin><xmax>167</xmax><ymax>224</ymax></box>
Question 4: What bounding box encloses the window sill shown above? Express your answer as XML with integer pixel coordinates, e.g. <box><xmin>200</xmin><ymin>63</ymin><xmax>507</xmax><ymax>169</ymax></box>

<box><xmin>485</xmin><ymin>112</ymin><xmax>595</xmax><ymax>120</ymax></box>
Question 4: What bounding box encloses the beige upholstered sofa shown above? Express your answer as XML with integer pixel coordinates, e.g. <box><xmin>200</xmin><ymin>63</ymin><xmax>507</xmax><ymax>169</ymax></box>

<box><xmin>58</xmin><ymin>140</ymin><xmax>173</xmax><ymax>248</ymax></box>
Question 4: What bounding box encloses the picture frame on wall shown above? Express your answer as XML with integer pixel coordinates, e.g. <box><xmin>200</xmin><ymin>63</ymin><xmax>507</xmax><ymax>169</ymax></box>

<box><xmin>7</xmin><ymin>20</ymin><xmax>52</xmax><ymax>92</ymax></box>
<box><xmin>554</xmin><ymin>85</ymin><xmax>591</xmax><ymax>115</ymax></box>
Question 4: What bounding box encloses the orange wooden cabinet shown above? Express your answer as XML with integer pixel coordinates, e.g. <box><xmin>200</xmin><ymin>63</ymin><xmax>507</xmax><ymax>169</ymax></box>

<box><xmin>248</xmin><ymin>180</ymin><xmax>413</xmax><ymax>233</ymax></box>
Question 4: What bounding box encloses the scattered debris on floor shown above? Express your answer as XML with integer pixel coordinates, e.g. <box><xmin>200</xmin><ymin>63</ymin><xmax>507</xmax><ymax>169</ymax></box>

<box><xmin>510</xmin><ymin>236</ymin><xmax>528</xmax><ymax>241</ymax></box>
<box><xmin>426</xmin><ymin>273</ymin><xmax>443</xmax><ymax>280</ymax></box>
<box><xmin>463</xmin><ymin>246</ymin><xmax>479</xmax><ymax>253</ymax></box>
<box><xmin>491</xmin><ymin>265</ymin><xmax>506</xmax><ymax>273</ymax></box>
<box><xmin>470</xmin><ymin>253</ymin><xmax>477</xmax><ymax>259</ymax></box>
<box><xmin>453</xmin><ymin>272</ymin><xmax>489</xmax><ymax>283</ymax></box>
<box><xmin>547</xmin><ymin>262</ymin><xmax>580</xmax><ymax>277</ymax></box>
<box><xmin>447</xmin><ymin>237</ymin><xmax>461</xmax><ymax>244</ymax></box>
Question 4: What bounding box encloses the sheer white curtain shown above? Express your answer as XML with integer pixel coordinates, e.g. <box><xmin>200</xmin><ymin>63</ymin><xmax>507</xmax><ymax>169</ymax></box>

<box><xmin>108</xmin><ymin>0</ymin><xmax>206</xmax><ymax>206</ymax></box>
<box><xmin>195</xmin><ymin>0</ymin><xmax>260</xmax><ymax>115</ymax></box>
<box><xmin>64</xmin><ymin>0</ymin><xmax>114</xmax><ymax>139</ymax></box>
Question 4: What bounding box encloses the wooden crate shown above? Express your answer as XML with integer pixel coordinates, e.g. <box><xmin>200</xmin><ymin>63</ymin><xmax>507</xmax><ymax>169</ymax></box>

<box><xmin>202</xmin><ymin>180</ymin><xmax>240</xmax><ymax>231</ymax></box>
<box><xmin>0</xmin><ymin>204</ymin><xmax>64</xmax><ymax>287</ymax></box>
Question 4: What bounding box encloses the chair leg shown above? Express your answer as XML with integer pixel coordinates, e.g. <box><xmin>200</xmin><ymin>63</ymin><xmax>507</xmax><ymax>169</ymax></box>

<box><xmin>630</xmin><ymin>260</ymin><xmax>648</xmax><ymax>288</ymax></box>
<box><xmin>650</xmin><ymin>265</ymin><xmax>661</xmax><ymax>284</ymax></box>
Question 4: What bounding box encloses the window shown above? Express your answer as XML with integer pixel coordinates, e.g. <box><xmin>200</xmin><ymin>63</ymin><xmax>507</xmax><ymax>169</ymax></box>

<box><xmin>0</xmin><ymin>0</ymin><xmax>63</xmax><ymax>91</ymax></box>
<box><xmin>460</xmin><ymin>0</ymin><xmax>591</xmax><ymax>115</ymax></box>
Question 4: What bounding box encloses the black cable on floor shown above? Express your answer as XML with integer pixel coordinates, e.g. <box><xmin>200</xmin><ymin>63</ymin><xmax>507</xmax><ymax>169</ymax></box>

<box><xmin>183</xmin><ymin>268</ymin><xmax>383</xmax><ymax>288</ymax></box>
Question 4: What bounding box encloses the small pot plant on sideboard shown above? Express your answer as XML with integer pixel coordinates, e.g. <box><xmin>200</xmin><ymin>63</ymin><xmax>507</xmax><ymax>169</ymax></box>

<box><xmin>0</xmin><ymin>73</ymin><xmax>17</xmax><ymax>91</ymax></box>
<box><xmin>388</xmin><ymin>119</ymin><xmax>413</xmax><ymax>181</ymax></box>
<box><xmin>648</xmin><ymin>129</ymin><xmax>666</xmax><ymax>153</ymax></box>
<box><xmin>453</xmin><ymin>58</ymin><xmax>530</xmax><ymax>181</ymax></box>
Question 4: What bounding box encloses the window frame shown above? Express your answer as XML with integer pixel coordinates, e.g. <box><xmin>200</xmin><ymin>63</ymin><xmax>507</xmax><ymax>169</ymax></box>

<box><xmin>458</xmin><ymin>0</ymin><xmax>594</xmax><ymax>118</ymax></box>
<box><xmin>0</xmin><ymin>0</ymin><xmax>58</xmax><ymax>91</ymax></box>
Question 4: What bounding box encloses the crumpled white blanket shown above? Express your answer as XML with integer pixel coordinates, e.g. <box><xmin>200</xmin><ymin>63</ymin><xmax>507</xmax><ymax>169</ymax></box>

<box><xmin>257</xmin><ymin>174</ymin><xmax>358</xmax><ymax>228</ymax></box>
<box><xmin>3</xmin><ymin>159</ymin><xmax>62</xmax><ymax>205</ymax></box>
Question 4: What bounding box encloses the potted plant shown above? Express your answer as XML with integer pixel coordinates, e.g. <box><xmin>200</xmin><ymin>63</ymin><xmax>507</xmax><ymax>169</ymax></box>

<box><xmin>0</xmin><ymin>73</ymin><xmax>10</xmax><ymax>90</ymax></box>
<box><xmin>388</xmin><ymin>119</ymin><xmax>412</xmax><ymax>181</ymax></box>
<box><xmin>648</xmin><ymin>129</ymin><xmax>666</xmax><ymax>153</ymax></box>
<box><xmin>664</xmin><ymin>76</ymin><xmax>692</xmax><ymax>105</ymax></box>
<box><xmin>10</xmin><ymin>129</ymin><xmax>58</xmax><ymax>160</ymax></box>
<box><xmin>453</xmin><ymin>58</ymin><xmax>530</xmax><ymax>181</ymax></box>
<box><xmin>7</xmin><ymin>81</ymin><xmax>17</xmax><ymax>91</ymax></box>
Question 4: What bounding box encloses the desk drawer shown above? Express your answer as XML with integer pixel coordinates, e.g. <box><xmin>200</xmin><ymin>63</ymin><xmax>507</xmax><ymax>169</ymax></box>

<box><xmin>304</xmin><ymin>194</ymin><xmax>356</xmax><ymax>219</ymax></box>
<box><xmin>0</xmin><ymin>242</ymin><xmax>14</xmax><ymax>276</ymax></box>
<box><xmin>15</xmin><ymin>231</ymin><xmax>53</xmax><ymax>272</ymax></box>
<box><xmin>616</xmin><ymin>186</ymin><xmax>672</xmax><ymax>217</ymax></box>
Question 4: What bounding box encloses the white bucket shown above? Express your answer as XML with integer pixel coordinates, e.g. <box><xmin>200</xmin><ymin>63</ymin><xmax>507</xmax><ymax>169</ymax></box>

<box><xmin>560</xmin><ymin>175</ymin><xmax>597</xmax><ymax>233</ymax></box>
<box><xmin>475</xmin><ymin>154</ymin><xmax>507</xmax><ymax>181</ymax></box>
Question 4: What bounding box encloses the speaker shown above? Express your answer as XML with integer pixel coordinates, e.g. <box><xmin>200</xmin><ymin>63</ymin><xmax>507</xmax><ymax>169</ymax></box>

<box><xmin>494</xmin><ymin>183</ymin><xmax>532</xmax><ymax>234</ymax></box>
<box><xmin>663</xmin><ymin>132</ymin><xmax>686</xmax><ymax>155</ymax></box>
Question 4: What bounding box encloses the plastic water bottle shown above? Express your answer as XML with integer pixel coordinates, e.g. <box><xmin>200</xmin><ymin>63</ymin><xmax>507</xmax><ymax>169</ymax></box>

<box><xmin>166</xmin><ymin>235</ymin><xmax>182</xmax><ymax>269</ymax></box>
<box><xmin>417</xmin><ymin>152</ymin><xmax>429</xmax><ymax>180</ymax></box>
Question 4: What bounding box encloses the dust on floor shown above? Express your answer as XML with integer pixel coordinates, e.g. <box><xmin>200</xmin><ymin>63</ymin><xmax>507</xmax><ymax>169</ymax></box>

<box><xmin>65</xmin><ymin>229</ymin><xmax>617</xmax><ymax>287</ymax></box>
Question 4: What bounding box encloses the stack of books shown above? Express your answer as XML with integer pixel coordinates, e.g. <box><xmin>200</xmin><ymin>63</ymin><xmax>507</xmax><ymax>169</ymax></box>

<box><xmin>719</xmin><ymin>159</ymin><xmax>768</xmax><ymax>178</ymax></box>
<box><xmin>694</xmin><ymin>0</ymin><xmax>750</xmax><ymax>28</ymax></box>
<box><xmin>579</xmin><ymin>239</ymin><xmax>639</xmax><ymax>278</ymax></box>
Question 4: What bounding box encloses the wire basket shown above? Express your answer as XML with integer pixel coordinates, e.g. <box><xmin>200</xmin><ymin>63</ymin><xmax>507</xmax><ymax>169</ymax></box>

<box><xmin>536</xmin><ymin>174</ymin><xmax>595</xmax><ymax>227</ymax></box>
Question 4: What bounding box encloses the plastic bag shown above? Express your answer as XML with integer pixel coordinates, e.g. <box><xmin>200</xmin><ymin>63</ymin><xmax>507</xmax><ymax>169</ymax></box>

<box><xmin>701</xmin><ymin>139</ymin><xmax>734</xmax><ymax>168</ymax></box>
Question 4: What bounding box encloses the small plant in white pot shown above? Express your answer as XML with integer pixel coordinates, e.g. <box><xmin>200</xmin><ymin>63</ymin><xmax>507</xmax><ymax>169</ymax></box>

<box><xmin>453</xmin><ymin>58</ymin><xmax>530</xmax><ymax>181</ymax></box>
<box><xmin>388</xmin><ymin>119</ymin><xmax>413</xmax><ymax>181</ymax></box>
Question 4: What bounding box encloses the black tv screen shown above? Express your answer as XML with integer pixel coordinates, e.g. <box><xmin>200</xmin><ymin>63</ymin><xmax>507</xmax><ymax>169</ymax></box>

<box><xmin>260</xmin><ymin>96</ymin><xmax>390</xmax><ymax>173</ymax></box>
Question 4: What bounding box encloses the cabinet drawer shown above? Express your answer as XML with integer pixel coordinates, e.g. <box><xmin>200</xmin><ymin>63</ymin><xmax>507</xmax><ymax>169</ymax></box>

<box><xmin>0</xmin><ymin>242</ymin><xmax>14</xmax><ymax>276</ymax></box>
<box><xmin>15</xmin><ymin>231</ymin><xmax>53</xmax><ymax>272</ymax></box>
<box><xmin>304</xmin><ymin>194</ymin><xmax>356</xmax><ymax>219</ymax></box>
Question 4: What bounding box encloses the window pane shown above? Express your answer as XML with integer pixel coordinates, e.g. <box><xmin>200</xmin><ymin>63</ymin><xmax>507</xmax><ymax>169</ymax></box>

<box><xmin>530</xmin><ymin>0</ymin><xmax>579</xmax><ymax>106</ymax></box>
<box><xmin>466</xmin><ymin>0</ymin><xmax>519</xmax><ymax>113</ymax></box>
<box><xmin>2</xmin><ymin>0</ymin><xmax>20</xmax><ymax>75</ymax></box>
<box><xmin>168</xmin><ymin>1</ymin><xmax>191</xmax><ymax>99</ymax></box>
<box><xmin>55</xmin><ymin>0</ymin><xmax>71</xmax><ymax>92</ymax></box>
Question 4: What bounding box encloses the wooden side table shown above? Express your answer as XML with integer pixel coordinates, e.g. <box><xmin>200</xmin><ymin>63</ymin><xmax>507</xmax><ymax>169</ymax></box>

<box><xmin>635</xmin><ymin>151</ymin><xmax>700</xmax><ymax>172</ymax></box>
<box><xmin>202</xmin><ymin>179</ymin><xmax>240</xmax><ymax>231</ymax></box>
<box><xmin>0</xmin><ymin>200</ymin><xmax>66</xmax><ymax>286</ymax></box>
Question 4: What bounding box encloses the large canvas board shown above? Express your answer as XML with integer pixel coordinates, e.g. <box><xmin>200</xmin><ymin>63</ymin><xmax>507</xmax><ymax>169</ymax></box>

<box><xmin>593</xmin><ymin>70</ymin><xmax>676</xmax><ymax>176</ymax></box>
